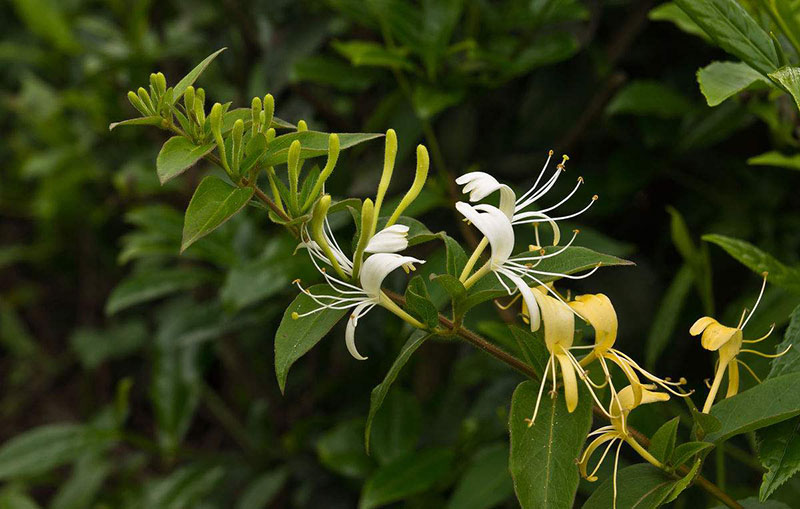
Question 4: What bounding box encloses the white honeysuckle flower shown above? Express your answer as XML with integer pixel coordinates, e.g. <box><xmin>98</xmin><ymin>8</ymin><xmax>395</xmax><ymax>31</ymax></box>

<box><xmin>300</xmin><ymin>218</ymin><xmax>355</xmax><ymax>276</ymax></box>
<box><xmin>456</xmin><ymin>152</ymin><xmax>597</xmax><ymax>246</ymax></box>
<box><xmin>456</xmin><ymin>202</ymin><xmax>597</xmax><ymax>331</ymax></box>
<box><xmin>365</xmin><ymin>224</ymin><xmax>410</xmax><ymax>253</ymax></box>
<box><xmin>293</xmin><ymin>252</ymin><xmax>424</xmax><ymax>361</ymax></box>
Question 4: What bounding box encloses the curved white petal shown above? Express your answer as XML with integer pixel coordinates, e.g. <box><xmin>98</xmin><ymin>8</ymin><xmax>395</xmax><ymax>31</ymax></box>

<box><xmin>359</xmin><ymin>253</ymin><xmax>425</xmax><ymax>298</ymax></box>
<box><xmin>365</xmin><ymin>224</ymin><xmax>409</xmax><ymax>253</ymax></box>
<box><xmin>455</xmin><ymin>172</ymin><xmax>515</xmax><ymax>218</ymax></box>
<box><xmin>346</xmin><ymin>302</ymin><xmax>373</xmax><ymax>360</ymax></box>
<box><xmin>500</xmin><ymin>270</ymin><xmax>541</xmax><ymax>331</ymax></box>
<box><xmin>456</xmin><ymin>202</ymin><xmax>515</xmax><ymax>267</ymax></box>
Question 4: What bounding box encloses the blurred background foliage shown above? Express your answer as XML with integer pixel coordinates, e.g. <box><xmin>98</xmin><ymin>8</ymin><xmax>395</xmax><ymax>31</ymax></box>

<box><xmin>1</xmin><ymin>0</ymin><xmax>800</xmax><ymax>507</ymax></box>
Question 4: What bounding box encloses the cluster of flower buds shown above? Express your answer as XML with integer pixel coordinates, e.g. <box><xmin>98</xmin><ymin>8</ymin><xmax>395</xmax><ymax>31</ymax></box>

<box><xmin>126</xmin><ymin>72</ymin><xmax>174</xmax><ymax>123</ymax></box>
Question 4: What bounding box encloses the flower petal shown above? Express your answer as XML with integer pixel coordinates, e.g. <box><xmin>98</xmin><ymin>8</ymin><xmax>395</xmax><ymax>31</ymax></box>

<box><xmin>365</xmin><ymin>224</ymin><xmax>409</xmax><ymax>253</ymax></box>
<box><xmin>359</xmin><ymin>253</ymin><xmax>424</xmax><ymax>298</ymax></box>
<box><xmin>455</xmin><ymin>172</ymin><xmax>516</xmax><ymax>218</ymax></box>
<box><xmin>501</xmin><ymin>270</ymin><xmax>541</xmax><ymax>331</ymax></box>
<box><xmin>532</xmin><ymin>288</ymin><xmax>574</xmax><ymax>351</ymax></box>
<box><xmin>556</xmin><ymin>351</ymin><xmax>578</xmax><ymax>412</ymax></box>
<box><xmin>455</xmin><ymin>202</ymin><xmax>515</xmax><ymax>267</ymax></box>
<box><xmin>689</xmin><ymin>316</ymin><xmax>717</xmax><ymax>336</ymax></box>
<box><xmin>345</xmin><ymin>302</ymin><xmax>373</xmax><ymax>361</ymax></box>
<box><xmin>570</xmin><ymin>294</ymin><xmax>618</xmax><ymax>352</ymax></box>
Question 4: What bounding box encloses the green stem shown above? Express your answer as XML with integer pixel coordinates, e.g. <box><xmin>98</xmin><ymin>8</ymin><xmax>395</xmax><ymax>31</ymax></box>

<box><xmin>463</xmin><ymin>261</ymin><xmax>491</xmax><ymax>289</ymax></box>
<box><xmin>626</xmin><ymin>435</ymin><xmax>667</xmax><ymax>470</ymax></box>
<box><xmin>460</xmin><ymin>237</ymin><xmax>488</xmax><ymax>281</ymax></box>
<box><xmin>379</xmin><ymin>292</ymin><xmax>426</xmax><ymax>330</ymax></box>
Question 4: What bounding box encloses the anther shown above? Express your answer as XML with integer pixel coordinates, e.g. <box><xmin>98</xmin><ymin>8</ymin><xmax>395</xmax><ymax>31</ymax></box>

<box><xmin>291</xmin><ymin>312</ymin><xmax>300</xmax><ymax>320</ymax></box>
<box><xmin>548</xmin><ymin>149</ymin><xmax>554</xmax><ymax>156</ymax></box>
<box><xmin>592</xmin><ymin>195</ymin><xmax>599</xmax><ymax>201</ymax></box>
<box><xmin>578</xmin><ymin>176</ymin><xmax>584</xmax><ymax>183</ymax></box>
<box><xmin>292</xmin><ymin>279</ymin><xmax>301</xmax><ymax>284</ymax></box>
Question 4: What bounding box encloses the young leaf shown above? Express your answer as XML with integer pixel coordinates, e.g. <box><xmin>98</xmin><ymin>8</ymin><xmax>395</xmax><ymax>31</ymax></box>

<box><xmin>671</xmin><ymin>441</ymin><xmax>715</xmax><ymax>468</ymax></box>
<box><xmin>446</xmin><ymin>443</ymin><xmax>514</xmax><ymax>509</ymax></box>
<box><xmin>50</xmin><ymin>454</ymin><xmax>110</xmax><ymax>509</ymax></box>
<box><xmin>703</xmin><ymin>234</ymin><xmax>800</xmax><ymax>293</ymax></box>
<box><xmin>236</xmin><ymin>469</ymin><xmax>288</xmax><ymax>509</ymax></box>
<box><xmin>509</xmin><ymin>380</ymin><xmax>593</xmax><ymax>509</ymax></box>
<box><xmin>649</xmin><ymin>2</ymin><xmax>711</xmax><ymax>41</ymax></box>
<box><xmin>105</xmin><ymin>267</ymin><xmax>213</xmax><ymax>315</ymax></box>
<box><xmin>707</xmin><ymin>372</ymin><xmax>800</xmax><ymax>443</ymax></box>
<box><xmin>404</xmin><ymin>275</ymin><xmax>439</xmax><ymax>328</ymax></box>
<box><xmin>606</xmin><ymin>80</ymin><xmax>692</xmax><ymax>118</ymax></box>
<box><xmin>365</xmin><ymin>331</ymin><xmax>432</xmax><ymax>453</ymax></box>
<box><xmin>674</xmin><ymin>0</ymin><xmax>779</xmax><ymax>76</ymax></box>
<box><xmin>156</xmin><ymin>137</ymin><xmax>215</xmax><ymax>184</ymax></box>
<box><xmin>649</xmin><ymin>417</ymin><xmax>680</xmax><ymax>463</ymax></box>
<box><xmin>181</xmin><ymin>176</ymin><xmax>255</xmax><ymax>252</ymax></box>
<box><xmin>274</xmin><ymin>284</ymin><xmax>348</xmax><ymax>394</ymax></box>
<box><xmin>757</xmin><ymin>417</ymin><xmax>800</xmax><ymax>500</ymax></box>
<box><xmin>108</xmin><ymin>116</ymin><xmax>164</xmax><ymax>130</ymax></box>
<box><xmin>359</xmin><ymin>448</ymin><xmax>454</xmax><ymax>509</ymax></box>
<box><xmin>145</xmin><ymin>464</ymin><xmax>224</xmax><ymax>507</ymax></box>
<box><xmin>171</xmin><ymin>48</ymin><xmax>227</xmax><ymax>104</ymax></box>
<box><xmin>443</xmin><ymin>234</ymin><xmax>467</xmax><ymax>277</ymax></box>
<box><xmin>664</xmin><ymin>457</ymin><xmax>702</xmax><ymax>503</ymax></box>
<box><xmin>697</xmin><ymin>61</ymin><xmax>767</xmax><ymax>107</ymax></box>
<box><xmin>581</xmin><ymin>464</ymin><xmax>675</xmax><ymax>509</ymax></box>
<box><xmin>333</xmin><ymin>40</ymin><xmax>415</xmax><ymax>71</ymax></box>
<box><xmin>769</xmin><ymin>66</ymin><xmax>800</xmax><ymax>112</ymax></box>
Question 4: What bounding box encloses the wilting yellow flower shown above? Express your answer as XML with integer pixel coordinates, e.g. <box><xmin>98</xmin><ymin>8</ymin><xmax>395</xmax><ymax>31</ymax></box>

<box><xmin>578</xmin><ymin>385</ymin><xmax>670</xmax><ymax>509</ymax></box>
<box><xmin>690</xmin><ymin>273</ymin><xmax>788</xmax><ymax>413</ymax></box>
<box><xmin>569</xmin><ymin>293</ymin><xmax>690</xmax><ymax>427</ymax></box>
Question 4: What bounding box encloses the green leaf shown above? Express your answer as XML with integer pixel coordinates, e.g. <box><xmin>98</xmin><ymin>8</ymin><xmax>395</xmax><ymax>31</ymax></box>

<box><xmin>50</xmin><ymin>454</ymin><xmax>110</xmax><ymax>509</ymax></box>
<box><xmin>9</xmin><ymin>0</ymin><xmax>79</xmax><ymax>53</ymax></box>
<box><xmin>108</xmin><ymin>116</ymin><xmax>164</xmax><ymax>130</ymax></box>
<box><xmin>674</xmin><ymin>0</ymin><xmax>779</xmax><ymax>76</ymax></box>
<box><xmin>685</xmin><ymin>396</ymin><xmax>721</xmax><ymax>440</ymax></box>
<box><xmin>606</xmin><ymin>80</ymin><xmax>693</xmax><ymax>118</ymax></box>
<box><xmin>665</xmin><ymin>457</ymin><xmax>702</xmax><ymax>503</ymax></box>
<box><xmin>274</xmin><ymin>284</ymin><xmax>348</xmax><ymax>394</ymax></box>
<box><xmin>0</xmin><ymin>488</ymin><xmax>40</xmax><ymax>509</ymax></box>
<box><xmin>156</xmin><ymin>137</ymin><xmax>216</xmax><ymax>184</ymax></box>
<box><xmin>317</xmin><ymin>419</ymin><xmax>375</xmax><ymax>479</ymax></box>
<box><xmin>645</xmin><ymin>264</ymin><xmax>694</xmax><ymax>368</ymax></box>
<box><xmin>769</xmin><ymin>66</ymin><xmax>800</xmax><ymax>112</ymax></box>
<box><xmin>668</xmin><ymin>206</ymin><xmax>713</xmax><ymax>313</ymax></box>
<box><xmin>671</xmin><ymin>441</ymin><xmax>715</xmax><ymax>467</ymax></box>
<box><xmin>0</xmin><ymin>424</ymin><xmax>114</xmax><ymax>480</ymax></box>
<box><xmin>768</xmin><ymin>305</ymin><xmax>800</xmax><ymax>379</ymax></box>
<box><xmin>508</xmin><ymin>325</ymin><xmax>552</xmax><ymax>378</ymax></box>
<box><xmin>236</xmin><ymin>469</ymin><xmax>288</xmax><ymax>509</ymax></box>
<box><xmin>412</xmin><ymin>84</ymin><xmax>464</xmax><ymax>120</ymax></box>
<box><xmin>649</xmin><ymin>2</ymin><xmax>711</xmax><ymax>41</ymax></box>
<box><xmin>581</xmin><ymin>464</ymin><xmax>675</xmax><ymax>509</ymax></box>
<box><xmin>370</xmin><ymin>390</ymin><xmax>422</xmax><ymax>465</ymax></box>
<box><xmin>145</xmin><ymin>464</ymin><xmax>224</xmax><ymax>509</ymax></box>
<box><xmin>757</xmin><ymin>417</ymin><xmax>800</xmax><ymax>500</ymax></box>
<box><xmin>447</xmin><ymin>442</ymin><xmax>514</xmax><ymax>509</ymax></box>
<box><xmin>366</xmin><ymin>331</ymin><xmax>432</xmax><ymax>453</ymax></box>
<box><xmin>509</xmin><ymin>380</ymin><xmax>593</xmax><ymax>509</ymax></box>
<box><xmin>291</xmin><ymin>55</ymin><xmax>377</xmax><ymax>92</ymax></box>
<box><xmin>703</xmin><ymin>234</ymin><xmax>800</xmax><ymax>293</ymax></box>
<box><xmin>404</xmin><ymin>276</ymin><xmax>439</xmax><ymax>328</ymax></box>
<box><xmin>262</xmin><ymin>131</ymin><xmax>383</xmax><ymax>167</ymax></box>
<box><xmin>649</xmin><ymin>417</ymin><xmax>680</xmax><ymax>463</ymax></box>
<box><xmin>181</xmin><ymin>176</ymin><xmax>255</xmax><ymax>252</ymax></box>
<box><xmin>712</xmin><ymin>497</ymin><xmax>791</xmax><ymax>508</ymax></box>
<box><xmin>171</xmin><ymin>48</ymin><xmax>227</xmax><ymax>104</ymax></box>
<box><xmin>359</xmin><ymin>448</ymin><xmax>454</xmax><ymax>509</ymax></box>
<box><xmin>333</xmin><ymin>40</ymin><xmax>414</xmax><ymax>70</ymax></box>
<box><xmin>697</xmin><ymin>61</ymin><xmax>767</xmax><ymax>106</ymax></box>
<box><xmin>707</xmin><ymin>372</ymin><xmax>800</xmax><ymax>443</ymax></box>
<box><xmin>443</xmin><ymin>235</ymin><xmax>467</xmax><ymax>277</ymax></box>
<box><xmin>105</xmin><ymin>267</ymin><xmax>212</xmax><ymax>315</ymax></box>
<box><xmin>70</xmin><ymin>321</ymin><xmax>147</xmax><ymax>368</ymax></box>
<box><xmin>748</xmin><ymin>151</ymin><xmax>800</xmax><ymax>171</ymax></box>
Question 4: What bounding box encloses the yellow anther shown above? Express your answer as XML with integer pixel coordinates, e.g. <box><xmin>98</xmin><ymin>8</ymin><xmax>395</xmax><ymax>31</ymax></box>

<box><xmin>573</xmin><ymin>229</ymin><xmax>580</xmax><ymax>234</ymax></box>
<box><xmin>578</xmin><ymin>176</ymin><xmax>584</xmax><ymax>183</ymax></box>
<box><xmin>548</xmin><ymin>149</ymin><xmax>554</xmax><ymax>156</ymax></box>
<box><xmin>292</xmin><ymin>279</ymin><xmax>301</xmax><ymax>284</ymax></box>
<box><xmin>291</xmin><ymin>312</ymin><xmax>300</xmax><ymax>320</ymax></box>
<box><xmin>562</xmin><ymin>154</ymin><xmax>569</xmax><ymax>162</ymax></box>
<box><xmin>592</xmin><ymin>194</ymin><xmax>599</xmax><ymax>201</ymax></box>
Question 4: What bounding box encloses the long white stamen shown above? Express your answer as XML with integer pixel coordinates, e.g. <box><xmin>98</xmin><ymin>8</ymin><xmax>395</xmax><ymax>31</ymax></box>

<box><xmin>515</xmin><ymin>151</ymin><xmax>554</xmax><ymax>207</ymax></box>
<box><xmin>612</xmin><ymin>440</ymin><xmax>623</xmax><ymax>509</ymax></box>
<box><xmin>536</xmin><ymin>177</ymin><xmax>584</xmax><ymax>214</ymax></box>
<box><xmin>514</xmin><ymin>195</ymin><xmax>597</xmax><ymax>224</ymax></box>
<box><xmin>517</xmin><ymin>166</ymin><xmax>562</xmax><ymax>210</ymax></box>
<box><xmin>510</xmin><ymin>231</ymin><xmax>579</xmax><ymax>262</ymax></box>
<box><xmin>527</xmin><ymin>355</ymin><xmax>553</xmax><ymax>426</ymax></box>
<box><xmin>588</xmin><ymin>437</ymin><xmax>618</xmax><ymax>480</ymax></box>
<box><xmin>564</xmin><ymin>350</ymin><xmax>613</xmax><ymax>417</ymax></box>
<box><xmin>741</xmin><ymin>273</ymin><xmax>768</xmax><ymax>330</ymax></box>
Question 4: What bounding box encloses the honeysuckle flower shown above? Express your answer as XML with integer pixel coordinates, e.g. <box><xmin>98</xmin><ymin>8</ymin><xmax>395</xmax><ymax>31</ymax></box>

<box><xmin>569</xmin><ymin>293</ymin><xmax>690</xmax><ymax>427</ymax></box>
<box><xmin>690</xmin><ymin>273</ymin><xmax>788</xmax><ymax>413</ymax></box>
<box><xmin>364</xmin><ymin>224</ymin><xmax>410</xmax><ymax>253</ymax></box>
<box><xmin>456</xmin><ymin>202</ymin><xmax>597</xmax><ymax>331</ymax></box>
<box><xmin>578</xmin><ymin>385</ymin><xmax>670</xmax><ymax>509</ymax></box>
<box><xmin>293</xmin><ymin>252</ymin><xmax>424</xmax><ymax>360</ymax></box>
<box><xmin>456</xmin><ymin>151</ymin><xmax>597</xmax><ymax>247</ymax></box>
<box><xmin>526</xmin><ymin>288</ymin><xmax>613</xmax><ymax>425</ymax></box>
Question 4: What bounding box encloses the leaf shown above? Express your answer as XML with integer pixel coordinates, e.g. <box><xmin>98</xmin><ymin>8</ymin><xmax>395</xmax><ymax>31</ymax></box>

<box><xmin>769</xmin><ymin>66</ymin><xmax>800</xmax><ymax>112</ymax></box>
<box><xmin>291</xmin><ymin>55</ymin><xmax>377</xmax><ymax>92</ymax></box>
<box><xmin>581</xmin><ymin>464</ymin><xmax>675</xmax><ymax>509</ymax></box>
<box><xmin>156</xmin><ymin>137</ymin><xmax>216</xmax><ymax>184</ymax></box>
<box><xmin>748</xmin><ymin>151</ymin><xmax>800</xmax><ymax>171</ymax></box>
<box><xmin>145</xmin><ymin>464</ymin><xmax>224</xmax><ymax>509</ymax></box>
<box><xmin>365</xmin><ymin>331</ymin><xmax>432</xmax><ymax>453</ymax></box>
<box><xmin>181</xmin><ymin>176</ymin><xmax>255</xmax><ymax>252</ymax></box>
<box><xmin>359</xmin><ymin>448</ymin><xmax>454</xmax><ymax>509</ymax></box>
<box><xmin>508</xmin><ymin>325</ymin><xmax>552</xmax><ymax>378</ymax></box>
<box><xmin>665</xmin><ymin>457</ymin><xmax>702</xmax><ymax>503</ymax></box>
<box><xmin>262</xmin><ymin>131</ymin><xmax>383</xmax><ymax>167</ymax></box>
<box><xmin>236</xmin><ymin>469</ymin><xmax>288</xmax><ymax>509</ymax></box>
<box><xmin>0</xmin><ymin>424</ymin><xmax>114</xmax><ymax>480</ymax></box>
<box><xmin>0</xmin><ymin>488</ymin><xmax>40</xmax><ymax>509</ymax></box>
<box><xmin>649</xmin><ymin>2</ymin><xmax>711</xmax><ymax>41</ymax></box>
<box><xmin>668</xmin><ymin>206</ymin><xmax>713</xmax><ymax>313</ymax></box>
<box><xmin>274</xmin><ymin>284</ymin><xmax>348</xmax><ymax>394</ymax></box>
<box><xmin>9</xmin><ymin>0</ymin><xmax>79</xmax><ymax>53</ymax></box>
<box><xmin>50</xmin><ymin>454</ymin><xmax>110</xmax><ymax>509</ymax></box>
<box><xmin>649</xmin><ymin>417</ymin><xmax>680</xmax><ymax>463</ymax></box>
<box><xmin>171</xmin><ymin>48</ymin><xmax>227</xmax><ymax>104</ymax></box>
<box><xmin>757</xmin><ymin>417</ymin><xmax>800</xmax><ymax>500</ymax></box>
<box><xmin>317</xmin><ymin>419</ymin><xmax>375</xmax><ymax>479</ymax></box>
<box><xmin>697</xmin><ymin>61</ymin><xmax>767</xmax><ymax>106</ymax></box>
<box><xmin>645</xmin><ymin>264</ymin><xmax>694</xmax><ymax>368</ymax></box>
<box><xmin>712</xmin><ymin>497</ymin><xmax>791</xmax><ymax>508</ymax></box>
<box><xmin>509</xmin><ymin>380</ymin><xmax>593</xmax><ymax>509</ymax></box>
<box><xmin>105</xmin><ymin>267</ymin><xmax>212</xmax><ymax>315</ymax></box>
<box><xmin>671</xmin><ymin>441</ymin><xmax>715</xmax><ymax>467</ymax></box>
<box><xmin>370</xmin><ymin>390</ymin><xmax>422</xmax><ymax>465</ymax></box>
<box><xmin>768</xmin><ymin>305</ymin><xmax>800</xmax><ymax>379</ymax></box>
<box><xmin>404</xmin><ymin>276</ymin><xmax>439</xmax><ymax>328</ymax></box>
<box><xmin>606</xmin><ymin>80</ymin><xmax>693</xmax><ymax>118</ymax></box>
<box><xmin>108</xmin><ymin>116</ymin><xmax>164</xmax><ymax>130</ymax></box>
<box><xmin>70</xmin><ymin>320</ymin><xmax>147</xmax><ymax>368</ymax></box>
<box><xmin>333</xmin><ymin>40</ymin><xmax>414</xmax><ymax>70</ymax></box>
<box><xmin>674</xmin><ymin>0</ymin><xmax>779</xmax><ymax>76</ymax></box>
<box><xmin>703</xmin><ymin>234</ymin><xmax>800</xmax><ymax>293</ymax></box>
<box><xmin>707</xmin><ymin>372</ymin><xmax>800</xmax><ymax>443</ymax></box>
<box><xmin>443</xmin><ymin>235</ymin><xmax>467</xmax><ymax>277</ymax></box>
<box><xmin>447</xmin><ymin>442</ymin><xmax>514</xmax><ymax>509</ymax></box>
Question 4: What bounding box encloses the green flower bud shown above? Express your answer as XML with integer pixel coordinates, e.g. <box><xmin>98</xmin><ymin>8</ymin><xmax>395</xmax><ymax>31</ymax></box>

<box><xmin>310</xmin><ymin>194</ymin><xmax>346</xmax><ymax>279</ymax></box>
<box><xmin>265</xmin><ymin>127</ymin><xmax>276</xmax><ymax>143</ymax></box>
<box><xmin>287</xmin><ymin>140</ymin><xmax>302</xmax><ymax>211</ymax></box>
<box><xmin>137</xmin><ymin>87</ymin><xmax>154</xmax><ymax>113</ymax></box>
<box><xmin>184</xmin><ymin>86</ymin><xmax>195</xmax><ymax>114</ymax></box>
<box><xmin>371</xmin><ymin>129</ymin><xmax>398</xmax><ymax>234</ymax></box>
<box><xmin>231</xmin><ymin>118</ymin><xmax>244</xmax><ymax>175</ymax></box>
<box><xmin>302</xmin><ymin>133</ymin><xmax>340</xmax><ymax>212</ymax></box>
<box><xmin>127</xmin><ymin>90</ymin><xmax>149</xmax><ymax>116</ymax></box>
<box><xmin>387</xmin><ymin>144</ymin><xmax>429</xmax><ymax>227</ymax></box>
<box><xmin>209</xmin><ymin>103</ymin><xmax>232</xmax><ymax>176</ymax></box>
<box><xmin>297</xmin><ymin>120</ymin><xmax>308</xmax><ymax>132</ymax></box>
<box><xmin>352</xmin><ymin>198</ymin><xmax>375</xmax><ymax>278</ymax></box>
<box><xmin>155</xmin><ymin>72</ymin><xmax>167</xmax><ymax>95</ymax></box>
<box><xmin>263</xmin><ymin>94</ymin><xmax>274</xmax><ymax>128</ymax></box>
<box><xmin>251</xmin><ymin>96</ymin><xmax>262</xmax><ymax>133</ymax></box>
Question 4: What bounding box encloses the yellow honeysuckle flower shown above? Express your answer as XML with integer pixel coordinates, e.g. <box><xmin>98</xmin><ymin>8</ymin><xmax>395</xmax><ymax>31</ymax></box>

<box><xmin>578</xmin><ymin>385</ymin><xmax>670</xmax><ymax>509</ymax></box>
<box><xmin>569</xmin><ymin>293</ymin><xmax>690</xmax><ymax>428</ymax></box>
<box><xmin>524</xmin><ymin>287</ymin><xmax>612</xmax><ymax>426</ymax></box>
<box><xmin>690</xmin><ymin>273</ymin><xmax>788</xmax><ymax>413</ymax></box>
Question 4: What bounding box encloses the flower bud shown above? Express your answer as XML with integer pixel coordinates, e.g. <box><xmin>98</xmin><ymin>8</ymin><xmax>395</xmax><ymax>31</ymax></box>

<box><xmin>297</xmin><ymin>120</ymin><xmax>308</xmax><ymax>132</ymax></box>
<box><xmin>263</xmin><ymin>93</ymin><xmax>274</xmax><ymax>129</ymax></box>
<box><xmin>209</xmin><ymin>103</ymin><xmax>232</xmax><ymax>176</ymax></box>
<box><xmin>127</xmin><ymin>90</ymin><xmax>149</xmax><ymax>116</ymax></box>
<box><xmin>387</xmin><ymin>144</ymin><xmax>429</xmax><ymax>226</ymax></box>
<box><xmin>251</xmin><ymin>96</ymin><xmax>262</xmax><ymax>132</ymax></box>
<box><xmin>137</xmin><ymin>87</ymin><xmax>154</xmax><ymax>113</ymax></box>
<box><xmin>184</xmin><ymin>86</ymin><xmax>195</xmax><ymax>113</ymax></box>
<box><xmin>371</xmin><ymin>129</ymin><xmax>398</xmax><ymax>234</ymax></box>
<box><xmin>302</xmin><ymin>134</ymin><xmax>340</xmax><ymax>212</ymax></box>
<box><xmin>287</xmin><ymin>140</ymin><xmax>302</xmax><ymax>210</ymax></box>
<box><xmin>231</xmin><ymin>119</ymin><xmax>244</xmax><ymax>175</ymax></box>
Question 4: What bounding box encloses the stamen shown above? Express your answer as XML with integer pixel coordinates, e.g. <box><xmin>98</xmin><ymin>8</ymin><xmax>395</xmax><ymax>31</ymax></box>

<box><xmin>588</xmin><ymin>437</ymin><xmax>618</xmax><ymax>480</ymax></box>
<box><xmin>495</xmin><ymin>293</ymin><xmax>522</xmax><ymax>310</ymax></box>
<box><xmin>526</xmin><ymin>355</ymin><xmax>553</xmax><ymax>427</ymax></box>
<box><xmin>742</xmin><ymin>323</ymin><xmax>776</xmax><ymax>343</ymax></box>
<box><xmin>737</xmin><ymin>360</ymin><xmax>762</xmax><ymax>383</ymax></box>
<box><xmin>535</xmin><ymin>177</ymin><xmax>585</xmax><ymax>215</ymax></box>
<box><xmin>612</xmin><ymin>440</ymin><xmax>623</xmax><ymax>509</ymax></box>
<box><xmin>740</xmin><ymin>344</ymin><xmax>793</xmax><ymax>358</ymax></box>
<box><xmin>515</xmin><ymin>150</ymin><xmax>554</xmax><ymax>207</ymax></box>
<box><xmin>741</xmin><ymin>272</ymin><xmax>768</xmax><ymax>330</ymax></box>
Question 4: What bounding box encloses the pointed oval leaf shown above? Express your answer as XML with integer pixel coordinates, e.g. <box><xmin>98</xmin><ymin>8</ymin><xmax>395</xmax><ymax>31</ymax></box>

<box><xmin>181</xmin><ymin>176</ymin><xmax>255</xmax><ymax>252</ymax></box>
<box><xmin>157</xmin><ymin>137</ymin><xmax>216</xmax><ymax>184</ymax></box>
<box><xmin>582</xmin><ymin>464</ymin><xmax>675</xmax><ymax>509</ymax></box>
<box><xmin>698</xmin><ymin>61</ymin><xmax>767</xmax><ymax>107</ymax></box>
<box><xmin>105</xmin><ymin>267</ymin><xmax>213</xmax><ymax>315</ymax></box>
<box><xmin>446</xmin><ymin>443</ymin><xmax>514</xmax><ymax>509</ymax></box>
<box><xmin>109</xmin><ymin>116</ymin><xmax>164</xmax><ymax>130</ymax></box>
<box><xmin>171</xmin><ymin>48</ymin><xmax>227</xmax><ymax>104</ymax></box>
<box><xmin>359</xmin><ymin>448</ymin><xmax>454</xmax><ymax>509</ymax></box>
<box><xmin>703</xmin><ymin>234</ymin><xmax>800</xmax><ymax>293</ymax></box>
